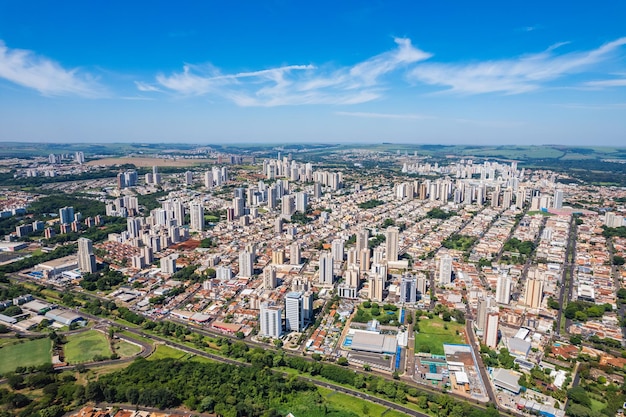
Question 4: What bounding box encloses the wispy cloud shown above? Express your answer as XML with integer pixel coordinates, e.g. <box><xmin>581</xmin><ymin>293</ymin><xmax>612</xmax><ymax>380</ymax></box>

<box><xmin>556</xmin><ymin>102</ymin><xmax>626</xmax><ymax>110</ymax></box>
<box><xmin>519</xmin><ymin>25</ymin><xmax>539</xmax><ymax>32</ymax></box>
<box><xmin>584</xmin><ymin>78</ymin><xmax>626</xmax><ymax>88</ymax></box>
<box><xmin>335</xmin><ymin>111</ymin><xmax>433</xmax><ymax>120</ymax></box>
<box><xmin>147</xmin><ymin>38</ymin><xmax>431</xmax><ymax>106</ymax></box>
<box><xmin>134</xmin><ymin>81</ymin><xmax>162</xmax><ymax>92</ymax></box>
<box><xmin>0</xmin><ymin>40</ymin><xmax>103</xmax><ymax>97</ymax></box>
<box><xmin>409</xmin><ymin>37</ymin><xmax>626</xmax><ymax>95</ymax></box>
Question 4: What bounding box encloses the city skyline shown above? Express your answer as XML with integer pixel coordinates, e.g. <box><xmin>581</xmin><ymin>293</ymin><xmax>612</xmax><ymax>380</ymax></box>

<box><xmin>0</xmin><ymin>1</ymin><xmax>625</xmax><ymax>145</ymax></box>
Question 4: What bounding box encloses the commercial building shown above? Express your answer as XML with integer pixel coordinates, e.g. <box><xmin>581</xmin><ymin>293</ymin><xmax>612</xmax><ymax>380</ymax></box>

<box><xmin>285</xmin><ymin>291</ymin><xmax>304</xmax><ymax>332</ymax></box>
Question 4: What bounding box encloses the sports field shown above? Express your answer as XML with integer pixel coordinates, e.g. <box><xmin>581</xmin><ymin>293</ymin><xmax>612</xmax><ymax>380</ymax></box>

<box><xmin>0</xmin><ymin>338</ymin><xmax>52</xmax><ymax>374</ymax></box>
<box><xmin>414</xmin><ymin>317</ymin><xmax>465</xmax><ymax>355</ymax></box>
<box><xmin>65</xmin><ymin>330</ymin><xmax>111</xmax><ymax>363</ymax></box>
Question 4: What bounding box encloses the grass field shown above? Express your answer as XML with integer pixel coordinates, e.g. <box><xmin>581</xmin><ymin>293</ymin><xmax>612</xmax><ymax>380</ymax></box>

<box><xmin>318</xmin><ymin>387</ymin><xmax>407</xmax><ymax>417</ymax></box>
<box><xmin>0</xmin><ymin>338</ymin><xmax>52</xmax><ymax>374</ymax></box>
<box><xmin>147</xmin><ymin>344</ymin><xmax>214</xmax><ymax>364</ymax></box>
<box><xmin>414</xmin><ymin>317</ymin><xmax>465</xmax><ymax>355</ymax></box>
<box><xmin>65</xmin><ymin>330</ymin><xmax>111</xmax><ymax>363</ymax></box>
<box><xmin>113</xmin><ymin>339</ymin><xmax>142</xmax><ymax>358</ymax></box>
<box><xmin>589</xmin><ymin>397</ymin><xmax>606</xmax><ymax>412</ymax></box>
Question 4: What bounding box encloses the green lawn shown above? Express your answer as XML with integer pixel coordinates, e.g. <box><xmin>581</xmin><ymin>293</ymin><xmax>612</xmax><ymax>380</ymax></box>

<box><xmin>589</xmin><ymin>397</ymin><xmax>606</xmax><ymax>412</ymax></box>
<box><xmin>318</xmin><ymin>387</ymin><xmax>407</xmax><ymax>417</ymax></box>
<box><xmin>414</xmin><ymin>317</ymin><xmax>465</xmax><ymax>355</ymax></box>
<box><xmin>65</xmin><ymin>330</ymin><xmax>111</xmax><ymax>363</ymax></box>
<box><xmin>0</xmin><ymin>338</ymin><xmax>52</xmax><ymax>374</ymax></box>
<box><xmin>113</xmin><ymin>339</ymin><xmax>142</xmax><ymax>358</ymax></box>
<box><xmin>147</xmin><ymin>344</ymin><xmax>214</xmax><ymax>364</ymax></box>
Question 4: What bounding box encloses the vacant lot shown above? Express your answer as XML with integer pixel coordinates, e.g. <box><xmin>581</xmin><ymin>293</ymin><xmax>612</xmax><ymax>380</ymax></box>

<box><xmin>0</xmin><ymin>338</ymin><xmax>52</xmax><ymax>374</ymax></box>
<box><xmin>65</xmin><ymin>330</ymin><xmax>111</xmax><ymax>363</ymax></box>
<box><xmin>86</xmin><ymin>157</ymin><xmax>214</xmax><ymax>167</ymax></box>
<box><xmin>414</xmin><ymin>317</ymin><xmax>465</xmax><ymax>355</ymax></box>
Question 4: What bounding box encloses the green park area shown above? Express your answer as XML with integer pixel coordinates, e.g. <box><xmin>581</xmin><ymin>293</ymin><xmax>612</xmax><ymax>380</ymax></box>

<box><xmin>113</xmin><ymin>338</ymin><xmax>142</xmax><ymax>358</ymax></box>
<box><xmin>64</xmin><ymin>330</ymin><xmax>111</xmax><ymax>363</ymax></box>
<box><xmin>0</xmin><ymin>338</ymin><xmax>52</xmax><ymax>375</ymax></box>
<box><xmin>414</xmin><ymin>317</ymin><xmax>465</xmax><ymax>355</ymax></box>
<box><xmin>147</xmin><ymin>343</ymin><xmax>214</xmax><ymax>364</ymax></box>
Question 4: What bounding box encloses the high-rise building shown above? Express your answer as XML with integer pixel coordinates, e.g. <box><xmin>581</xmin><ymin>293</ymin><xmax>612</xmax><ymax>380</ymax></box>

<box><xmin>183</xmin><ymin>171</ymin><xmax>193</xmax><ymax>186</ymax></box>
<box><xmin>525</xmin><ymin>279</ymin><xmax>543</xmax><ymax>308</ymax></box>
<box><xmin>331</xmin><ymin>239</ymin><xmax>344</xmax><ymax>262</ymax></box>
<box><xmin>359</xmin><ymin>248</ymin><xmax>371</xmax><ymax>272</ymax></box>
<box><xmin>318</xmin><ymin>251</ymin><xmax>334</xmax><ymax>285</ymax></box>
<box><xmin>290</xmin><ymin>242</ymin><xmax>301</xmax><ymax>265</ymax></box>
<box><xmin>476</xmin><ymin>296</ymin><xmax>492</xmax><ymax>332</ymax></box>
<box><xmin>356</xmin><ymin>229</ymin><xmax>369</xmax><ymax>252</ymax></box>
<box><xmin>385</xmin><ymin>226</ymin><xmax>399</xmax><ymax>262</ymax></box>
<box><xmin>281</xmin><ymin>195</ymin><xmax>295</xmax><ymax>218</ymax></box>
<box><xmin>189</xmin><ymin>202</ymin><xmax>204</xmax><ymax>232</ymax></box>
<box><xmin>285</xmin><ymin>292</ymin><xmax>304</xmax><ymax>332</ymax></box>
<box><xmin>438</xmin><ymin>254</ymin><xmax>453</xmax><ymax>285</ymax></box>
<box><xmin>233</xmin><ymin>197</ymin><xmax>245</xmax><ymax>218</ymax></box>
<box><xmin>272</xmin><ymin>250</ymin><xmax>285</xmax><ymax>265</ymax></box>
<box><xmin>368</xmin><ymin>276</ymin><xmax>384</xmax><ymax>302</ymax></box>
<box><xmin>77</xmin><ymin>237</ymin><xmax>96</xmax><ymax>274</ymax></box>
<box><xmin>75</xmin><ymin>151</ymin><xmax>85</xmax><ymax>164</ymax></box>
<box><xmin>263</xmin><ymin>265</ymin><xmax>277</xmax><ymax>289</ymax></box>
<box><xmin>484</xmin><ymin>310</ymin><xmax>500</xmax><ymax>349</ymax></box>
<box><xmin>495</xmin><ymin>274</ymin><xmax>511</xmax><ymax>305</ymax></box>
<box><xmin>59</xmin><ymin>206</ymin><xmax>74</xmax><ymax>225</ymax></box>
<box><xmin>295</xmin><ymin>192</ymin><xmax>308</xmax><ymax>213</ymax></box>
<box><xmin>260</xmin><ymin>302</ymin><xmax>283</xmax><ymax>338</ymax></box>
<box><xmin>416</xmin><ymin>275</ymin><xmax>427</xmax><ymax>296</ymax></box>
<box><xmin>238</xmin><ymin>250</ymin><xmax>254</xmax><ymax>278</ymax></box>
<box><xmin>216</xmin><ymin>265</ymin><xmax>233</xmax><ymax>280</ymax></box>
<box><xmin>553</xmin><ymin>189</ymin><xmax>564</xmax><ymax>209</ymax></box>
<box><xmin>400</xmin><ymin>274</ymin><xmax>417</xmax><ymax>304</ymax></box>
<box><xmin>160</xmin><ymin>254</ymin><xmax>177</xmax><ymax>274</ymax></box>
<box><xmin>303</xmin><ymin>291</ymin><xmax>314</xmax><ymax>321</ymax></box>
<box><xmin>127</xmin><ymin>217</ymin><xmax>142</xmax><ymax>239</ymax></box>
<box><xmin>346</xmin><ymin>248</ymin><xmax>358</xmax><ymax>267</ymax></box>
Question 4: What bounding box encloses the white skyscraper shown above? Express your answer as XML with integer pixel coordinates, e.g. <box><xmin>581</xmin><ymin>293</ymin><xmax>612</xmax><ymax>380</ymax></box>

<box><xmin>331</xmin><ymin>239</ymin><xmax>344</xmax><ymax>262</ymax></box>
<box><xmin>385</xmin><ymin>226</ymin><xmax>399</xmax><ymax>262</ymax></box>
<box><xmin>189</xmin><ymin>202</ymin><xmax>204</xmax><ymax>232</ymax></box>
<box><xmin>318</xmin><ymin>251</ymin><xmax>334</xmax><ymax>285</ymax></box>
<box><xmin>127</xmin><ymin>217</ymin><xmax>142</xmax><ymax>239</ymax></box>
<box><xmin>238</xmin><ymin>250</ymin><xmax>254</xmax><ymax>278</ymax></box>
<box><xmin>484</xmin><ymin>310</ymin><xmax>499</xmax><ymax>349</ymax></box>
<box><xmin>285</xmin><ymin>291</ymin><xmax>304</xmax><ymax>332</ymax></box>
<box><xmin>495</xmin><ymin>274</ymin><xmax>511</xmax><ymax>305</ymax></box>
<box><xmin>160</xmin><ymin>254</ymin><xmax>177</xmax><ymax>274</ymax></box>
<box><xmin>438</xmin><ymin>254</ymin><xmax>453</xmax><ymax>285</ymax></box>
<box><xmin>204</xmin><ymin>171</ymin><xmax>214</xmax><ymax>189</ymax></box>
<box><xmin>184</xmin><ymin>171</ymin><xmax>193</xmax><ymax>186</ymax></box>
<box><xmin>260</xmin><ymin>302</ymin><xmax>282</xmax><ymax>338</ymax></box>
<box><xmin>78</xmin><ymin>237</ymin><xmax>96</xmax><ymax>274</ymax></box>
<box><xmin>553</xmin><ymin>189</ymin><xmax>564</xmax><ymax>209</ymax></box>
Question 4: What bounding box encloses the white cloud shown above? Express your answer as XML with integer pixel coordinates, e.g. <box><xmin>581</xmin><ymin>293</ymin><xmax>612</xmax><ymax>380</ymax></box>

<box><xmin>134</xmin><ymin>81</ymin><xmax>162</xmax><ymax>92</ymax></box>
<box><xmin>150</xmin><ymin>38</ymin><xmax>431</xmax><ymax>106</ymax></box>
<box><xmin>335</xmin><ymin>111</ymin><xmax>432</xmax><ymax>120</ymax></box>
<box><xmin>584</xmin><ymin>78</ymin><xmax>626</xmax><ymax>88</ymax></box>
<box><xmin>0</xmin><ymin>40</ymin><xmax>103</xmax><ymax>97</ymax></box>
<box><xmin>409</xmin><ymin>37</ymin><xmax>626</xmax><ymax>95</ymax></box>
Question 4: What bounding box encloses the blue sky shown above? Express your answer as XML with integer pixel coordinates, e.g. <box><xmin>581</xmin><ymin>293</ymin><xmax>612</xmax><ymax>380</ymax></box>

<box><xmin>0</xmin><ymin>1</ymin><xmax>625</xmax><ymax>145</ymax></box>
